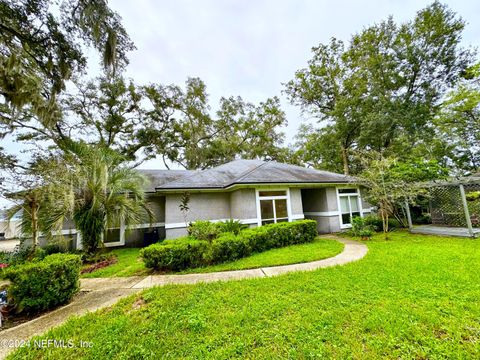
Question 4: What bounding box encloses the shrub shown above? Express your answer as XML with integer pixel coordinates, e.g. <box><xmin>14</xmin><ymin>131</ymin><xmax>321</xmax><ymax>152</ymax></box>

<box><xmin>188</xmin><ymin>221</ymin><xmax>222</xmax><ymax>242</ymax></box>
<box><xmin>4</xmin><ymin>253</ymin><xmax>81</xmax><ymax>313</ymax></box>
<box><xmin>204</xmin><ymin>233</ymin><xmax>252</xmax><ymax>264</ymax></box>
<box><xmin>142</xmin><ymin>220</ymin><xmax>318</xmax><ymax>271</ymax></box>
<box><xmin>363</xmin><ymin>214</ymin><xmax>383</xmax><ymax>231</ymax></box>
<box><xmin>349</xmin><ymin>216</ymin><xmax>374</xmax><ymax>240</ymax></box>
<box><xmin>363</xmin><ymin>213</ymin><xmax>403</xmax><ymax>232</ymax></box>
<box><xmin>218</xmin><ymin>219</ymin><xmax>248</xmax><ymax>235</ymax></box>
<box><xmin>140</xmin><ymin>239</ymin><xmax>208</xmax><ymax>271</ymax></box>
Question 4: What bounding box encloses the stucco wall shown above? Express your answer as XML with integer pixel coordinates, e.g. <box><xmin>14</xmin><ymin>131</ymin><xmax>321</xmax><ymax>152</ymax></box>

<box><xmin>301</xmin><ymin>187</ymin><xmax>338</xmax><ymax>212</ymax></box>
<box><xmin>301</xmin><ymin>187</ymin><xmax>341</xmax><ymax>233</ymax></box>
<box><xmin>165</xmin><ymin>193</ymin><xmax>231</xmax><ymax>224</ymax></box>
<box><xmin>145</xmin><ymin>196</ymin><xmax>165</xmax><ymax>223</ymax></box>
<box><xmin>165</xmin><ymin>192</ymin><xmax>231</xmax><ymax>239</ymax></box>
<box><xmin>230</xmin><ymin>189</ymin><xmax>257</xmax><ymax>220</ymax></box>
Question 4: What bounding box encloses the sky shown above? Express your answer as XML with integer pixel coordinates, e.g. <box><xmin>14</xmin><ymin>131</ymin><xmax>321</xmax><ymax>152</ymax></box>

<box><xmin>110</xmin><ymin>0</ymin><xmax>479</xmax><ymax>153</ymax></box>
<box><xmin>1</xmin><ymin>0</ymin><xmax>479</xmax><ymax>209</ymax></box>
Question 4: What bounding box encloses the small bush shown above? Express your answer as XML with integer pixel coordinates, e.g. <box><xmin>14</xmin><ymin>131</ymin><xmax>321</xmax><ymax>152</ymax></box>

<box><xmin>363</xmin><ymin>214</ymin><xmax>383</xmax><ymax>231</ymax></box>
<box><xmin>4</xmin><ymin>253</ymin><xmax>81</xmax><ymax>313</ymax></box>
<box><xmin>218</xmin><ymin>219</ymin><xmax>248</xmax><ymax>235</ymax></box>
<box><xmin>140</xmin><ymin>239</ymin><xmax>208</xmax><ymax>271</ymax></box>
<box><xmin>142</xmin><ymin>220</ymin><xmax>318</xmax><ymax>271</ymax></box>
<box><xmin>362</xmin><ymin>214</ymin><xmax>403</xmax><ymax>232</ymax></box>
<box><xmin>188</xmin><ymin>221</ymin><xmax>222</xmax><ymax>242</ymax></box>
<box><xmin>349</xmin><ymin>216</ymin><xmax>374</xmax><ymax>239</ymax></box>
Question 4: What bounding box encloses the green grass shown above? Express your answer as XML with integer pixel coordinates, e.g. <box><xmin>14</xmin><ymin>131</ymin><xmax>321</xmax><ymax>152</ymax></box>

<box><xmin>20</xmin><ymin>231</ymin><xmax>480</xmax><ymax>359</ymax></box>
<box><xmin>81</xmin><ymin>237</ymin><xmax>343</xmax><ymax>278</ymax></box>
<box><xmin>80</xmin><ymin>248</ymin><xmax>149</xmax><ymax>278</ymax></box>
<box><xmin>178</xmin><ymin>237</ymin><xmax>344</xmax><ymax>274</ymax></box>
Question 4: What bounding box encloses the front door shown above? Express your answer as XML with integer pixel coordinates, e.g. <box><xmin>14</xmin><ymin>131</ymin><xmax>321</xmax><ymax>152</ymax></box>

<box><xmin>338</xmin><ymin>189</ymin><xmax>361</xmax><ymax>228</ymax></box>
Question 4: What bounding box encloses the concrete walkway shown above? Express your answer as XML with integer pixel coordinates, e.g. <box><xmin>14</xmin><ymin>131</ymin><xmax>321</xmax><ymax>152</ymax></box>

<box><xmin>0</xmin><ymin>236</ymin><xmax>367</xmax><ymax>359</ymax></box>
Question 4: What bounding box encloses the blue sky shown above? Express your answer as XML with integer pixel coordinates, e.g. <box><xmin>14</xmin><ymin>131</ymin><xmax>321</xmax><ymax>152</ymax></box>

<box><xmin>1</xmin><ymin>0</ymin><xmax>479</xmax><ymax>208</ymax></box>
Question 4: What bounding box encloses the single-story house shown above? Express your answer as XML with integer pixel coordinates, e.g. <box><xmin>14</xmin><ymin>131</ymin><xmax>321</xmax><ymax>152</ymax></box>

<box><xmin>96</xmin><ymin>159</ymin><xmax>371</xmax><ymax>248</ymax></box>
<box><xmin>5</xmin><ymin>160</ymin><xmax>373</xmax><ymax>249</ymax></box>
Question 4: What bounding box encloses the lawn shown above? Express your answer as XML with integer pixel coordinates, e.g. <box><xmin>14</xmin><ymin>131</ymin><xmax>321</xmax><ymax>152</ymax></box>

<box><xmin>81</xmin><ymin>237</ymin><xmax>344</xmax><ymax>277</ymax></box>
<box><xmin>81</xmin><ymin>248</ymin><xmax>149</xmax><ymax>278</ymax></box>
<box><xmin>13</xmin><ymin>232</ymin><xmax>480</xmax><ymax>359</ymax></box>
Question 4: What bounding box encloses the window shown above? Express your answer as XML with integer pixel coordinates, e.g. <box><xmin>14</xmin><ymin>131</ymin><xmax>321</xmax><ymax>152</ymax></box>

<box><xmin>338</xmin><ymin>188</ymin><xmax>361</xmax><ymax>228</ymax></box>
<box><xmin>257</xmin><ymin>190</ymin><xmax>290</xmax><ymax>225</ymax></box>
<box><xmin>338</xmin><ymin>188</ymin><xmax>358</xmax><ymax>194</ymax></box>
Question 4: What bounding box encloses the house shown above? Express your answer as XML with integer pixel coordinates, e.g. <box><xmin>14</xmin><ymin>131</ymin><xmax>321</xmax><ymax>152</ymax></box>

<box><xmin>0</xmin><ymin>210</ymin><xmax>21</xmax><ymax>240</ymax></box>
<box><xmin>97</xmin><ymin>159</ymin><xmax>371</xmax><ymax>248</ymax></box>
<box><xmin>2</xmin><ymin>160</ymin><xmax>373</xmax><ymax>248</ymax></box>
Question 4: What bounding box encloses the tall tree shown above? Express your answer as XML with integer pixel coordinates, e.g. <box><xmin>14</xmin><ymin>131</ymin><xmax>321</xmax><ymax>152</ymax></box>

<box><xmin>0</xmin><ymin>0</ymin><xmax>134</xmax><ymax>179</ymax></box>
<box><xmin>142</xmin><ymin>78</ymin><xmax>287</xmax><ymax>169</ymax></box>
<box><xmin>286</xmin><ymin>2</ymin><xmax>473</xmax><ymax>175</ymax></box>
<box><xmin>435</xmin><ymin>63</ymin><xmax>480</xmax><ymax>173</ymax></box>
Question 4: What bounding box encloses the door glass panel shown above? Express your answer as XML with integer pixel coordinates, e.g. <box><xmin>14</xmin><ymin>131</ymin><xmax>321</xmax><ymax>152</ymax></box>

<box><xmin>350</xmin><ymin>196</ymin><xmax>359</xmax><ymax>212</ymax></box>
<box><xmin>275</xmin><ymin>199</ymin><xmax>288</xmax><ymax>218</ymax></box>
<box><xmin>340</xmin><ymin>197</ymin><xmax>350</xmax><ymax>214</ymax></box>
<box><xmin>260</xmin><ymin>200</ymin><xmax>274</xmax><ymax>220</ymax></box>
<box><xmin>342</xmin><ymin>213</ymin><xmax>351</xmax><ymax>224</ymax></box>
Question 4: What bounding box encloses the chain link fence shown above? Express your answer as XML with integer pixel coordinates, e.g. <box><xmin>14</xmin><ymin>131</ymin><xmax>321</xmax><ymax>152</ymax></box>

<box><xmin>426</xmin><ymin>182</ymin><xmax>480</xmax><ymax>228</ymax></box>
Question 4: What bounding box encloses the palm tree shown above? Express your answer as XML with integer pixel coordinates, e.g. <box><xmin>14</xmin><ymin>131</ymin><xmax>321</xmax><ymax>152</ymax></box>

<box><xmin>41</xmin><ymin>144</ymin><xmax>152</xmax><ymax>254</ymax></box>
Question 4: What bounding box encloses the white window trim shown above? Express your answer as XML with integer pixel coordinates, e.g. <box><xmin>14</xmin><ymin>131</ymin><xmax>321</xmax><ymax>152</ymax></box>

<box><xmin>255</xmin><ymin>188</ymin><xmax>292</xmax><ymax>226</ymax></box>
<box><xmin>336</xmin><ymin>187</ymin><xmax>363</xmax><ymax>229</ymax></box>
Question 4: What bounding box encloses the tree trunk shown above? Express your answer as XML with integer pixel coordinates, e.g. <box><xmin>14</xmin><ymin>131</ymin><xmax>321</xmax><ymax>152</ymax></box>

<box><xmin>31</xmin><ymin>202</ymin><xmax>38</xmax><ymax>252</ymax></box>
<box><xmin>341</xmin><ymin>147</ymin><xmax>349</xmax><ymax>175</ymax></box>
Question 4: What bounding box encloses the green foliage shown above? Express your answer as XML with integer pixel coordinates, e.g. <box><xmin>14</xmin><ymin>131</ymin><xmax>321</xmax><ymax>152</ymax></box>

<box><xmin>217</xmin><ymin>219</ymin><xmax>248</xmax><ymax>235</ymax></box>
<box><xmin>188</xmin><ymin>221</ymin><xmax>222</xmax><ymax>242</ymax></box>
<box><xmin>13</xmin><ymin>233</ymin><xmax>480</xmax><ymax>359</ymax></box>
<box><xmin>39</xmin><ymin>144</ymin><xmax>152</xmax><ymax>254</ymax></box>
<box><xmin>0</xmin><ymin>0</ymin><xmax>134</xmax><ymax>172</ymax></box>
<box><xmin>465</xmin><ymin>191</ymin><xmax>480</xmax><ymax>202</ymax></box>
<box><xmin>142</xmin><ymin>78</ymin><xmax>288</xmax><ymax>169</ymax></box>
<box><xmin>4</xmin><ymin>253</ymin><xmax>81</xmax><ymax>313</ymax></box>
<box><xmin>349</xmin><ymin>216</ymin><xmax>374</xmax><ymax>239</ymax></box>
<box><xmin>286</xmin><ymin>2</ymin><xmax>473</xmax><ymax>175</ymax></box>
<box><xmin>141</xmin><ymin>220</ymin><xmax>318</xmax><ymax>271</ymax></box>
<box><xmin>358</xmin><ymin>153</ymin><xmax>426</xmax><ymax>239</ymax></box>
<box><xmin>204</xmin><ymin>233</ymin><xmax>252</xmax><ymax>264</ymax></box>
<box><xmin>140</xmin><ymin>238</ymin><xmax>208</xmax><ymax>271</ymax></box>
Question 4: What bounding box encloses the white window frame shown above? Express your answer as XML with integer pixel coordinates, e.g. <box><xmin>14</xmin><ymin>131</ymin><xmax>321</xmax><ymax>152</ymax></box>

<box><xmin>255</xmin><ymin>188</ymin><xmax>292</xmax><ymax>226</ymax></box>
<box><xmin>336</xmin><ymin>187</ymin><xmax>363</xmax><ymax>229</ymax></box>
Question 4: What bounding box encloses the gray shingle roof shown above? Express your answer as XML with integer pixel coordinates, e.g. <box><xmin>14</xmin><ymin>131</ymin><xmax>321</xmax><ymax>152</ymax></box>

<box><xmin>152</xmin><ymin>160</ymin><xmax>353</xmax><ymax>190</ymax></box>
<box><xmin>137</xmin><ymin>169</ymin><xmax>197</xmax><ymax>192</ymax></box>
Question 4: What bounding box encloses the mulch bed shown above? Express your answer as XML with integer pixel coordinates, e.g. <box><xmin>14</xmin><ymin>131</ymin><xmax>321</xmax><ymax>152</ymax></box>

<box><xmin>80</xmin><ymin>257</ymin><xmax>118</xmax><ymax>274</ymax></box>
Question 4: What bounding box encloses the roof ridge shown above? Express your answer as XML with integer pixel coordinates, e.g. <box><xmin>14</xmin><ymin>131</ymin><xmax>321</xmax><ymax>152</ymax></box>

<box><xmin>231</xmin><ymin>161</ymin><xmax>269</xmax><ymax>185</ymax></box>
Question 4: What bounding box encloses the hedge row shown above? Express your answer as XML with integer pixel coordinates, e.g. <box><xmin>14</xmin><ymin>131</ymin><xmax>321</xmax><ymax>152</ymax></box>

<box><xmin>140</xmin><ymin>220</ymin><xmax>317</xmax><ymax>271</ymax></box>
<box><xmin>4</xmin><ymin>253</ymin><xmax>82</xmax><ymax>313</ymax></box>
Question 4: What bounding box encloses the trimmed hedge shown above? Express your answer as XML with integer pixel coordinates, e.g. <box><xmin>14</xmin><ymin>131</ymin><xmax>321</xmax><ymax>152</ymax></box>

<box><xmin>141</xmin><ymin>220</ymin><xmax>317</xmax><ymax>271</ymax></box>
<box><xmin>4</xmin><ymin>253</ymin><xmax>81</xmax><ymax>314</ymax></box>
<box><xmin>141</xmin><ymin>240</ymin><xmax>208</xmax><ymax>271</ymax></box>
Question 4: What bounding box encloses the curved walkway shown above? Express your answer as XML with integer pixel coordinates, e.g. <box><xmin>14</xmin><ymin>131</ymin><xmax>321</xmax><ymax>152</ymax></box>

<box><xmin>0</xmin><ymin>236</ymin><xmax>367</xmax><ymax>359</ymax></box>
